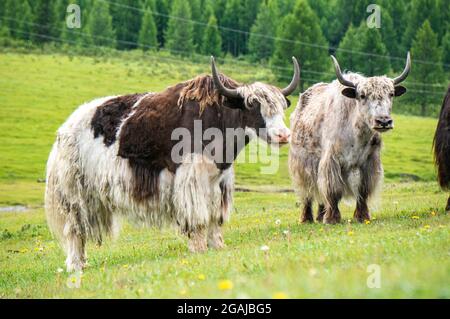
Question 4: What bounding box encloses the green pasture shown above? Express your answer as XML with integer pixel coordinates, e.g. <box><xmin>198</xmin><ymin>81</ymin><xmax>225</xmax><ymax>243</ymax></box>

<box><xmin>0</xmin><ymin>52</ymin><xmax>448</xmax><ymax>298</ymax></box>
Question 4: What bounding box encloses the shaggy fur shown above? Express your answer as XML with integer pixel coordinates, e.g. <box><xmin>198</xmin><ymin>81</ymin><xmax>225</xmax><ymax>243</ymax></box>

<box><xmin>46</xmin><ymin>73</ymin><xmax>290</xmax><ymax>271</ymax></box>
<box><xmin>433</xmin><ymin>86</ymin><xmax>450</xmax><ymax>211</ymax></box>
<box><xmin>289</xmin><ymin>73</ymin><xmax>401</xmax><ymax>224</ymax></box>
<box><xmin>178</xmin><ymin>74</ymin><xmax>240</xmax><ymax>113</ymax></box>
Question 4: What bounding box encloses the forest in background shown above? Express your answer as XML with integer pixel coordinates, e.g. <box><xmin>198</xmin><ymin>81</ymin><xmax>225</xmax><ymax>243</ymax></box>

<box><xmin>0</xmin><ymin>0</ymin><xmax>448</xmax><ymax>116</ymax></box>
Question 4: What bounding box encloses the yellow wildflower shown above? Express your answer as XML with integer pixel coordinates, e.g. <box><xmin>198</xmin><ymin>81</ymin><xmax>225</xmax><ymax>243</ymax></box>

<box><xmin>411</xmin><ymin>215</ymin><xmax>420</xmax><ymax>219</ymax></box>
<box><xmin>347</xmin><ymin>231</ymin><xmax>354</xmax><ymax>236</ymax></box>
<box><xmin>272</xmin><ymin>292</ymin><xmax>288</xmax><ymax>299</ymax></box>
<box><xmin>218</xmin><ymin>280</ymin><xmax>233</xmax><ymax>290</ymax></box>
<box><xmin>364</xmin><ymin>220</ymin><xmax>371</xmax><ymax>225</ymax></box>
<box><xmin>181</xmin><ymin>259</ymin><xmax>189</xmax><ymax>265</ymax></box>
<box><xmin>198</xmin><ymin>274</ymin><xmax>206</xmax><ymax>281</ymax></box>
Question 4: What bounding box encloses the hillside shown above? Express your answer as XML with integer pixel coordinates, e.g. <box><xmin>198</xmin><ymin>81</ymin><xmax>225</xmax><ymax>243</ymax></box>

<box><xmin>0</xmin><ymin>52</ymin><xmax>438</xmax><ymax>205</ymax></box>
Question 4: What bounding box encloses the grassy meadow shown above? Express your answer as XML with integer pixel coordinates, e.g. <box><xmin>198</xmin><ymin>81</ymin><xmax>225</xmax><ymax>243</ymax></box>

<box><xmin>0</xmin><ymin>51</ymin><xmax>449</xmax><ymax>298</ymax></box>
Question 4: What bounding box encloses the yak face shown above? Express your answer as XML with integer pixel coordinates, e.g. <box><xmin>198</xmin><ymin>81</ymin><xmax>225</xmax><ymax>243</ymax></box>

<box><xmin>236</xmin><ymin>83</ymin><xmax>291</xmax><ymax>145</ymax></box>
<box><xmin>331</xmin><ymin>52</ymin><xmax>410</xmax><ymax>134</ymax></box>
<box><xmin>211</xmin><ymin>56</ymin><xmax>300</xmax><ymax>146</ymax></box>
<box><xmin>341</xmin><ymin>76</ymin><xmax>406</xmax><ymax>133</ymax></box>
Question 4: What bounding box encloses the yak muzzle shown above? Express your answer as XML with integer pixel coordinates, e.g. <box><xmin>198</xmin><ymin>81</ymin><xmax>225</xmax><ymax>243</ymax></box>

<box><xmin>373</xmin><ymin>116</ymin><xmax>393</xmax><ymax>132</ymax></box>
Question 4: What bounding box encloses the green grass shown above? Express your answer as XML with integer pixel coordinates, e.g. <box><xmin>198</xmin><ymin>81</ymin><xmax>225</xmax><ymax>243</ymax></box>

<box><xmin>1</xmin><ymin>184</ymin><xmax>449</xmax><ymax>298</ymax></box>
<box><xmin>0</xmin><ymin>51</ymin><xmax>448</xmax><ymax>298</ymax></box>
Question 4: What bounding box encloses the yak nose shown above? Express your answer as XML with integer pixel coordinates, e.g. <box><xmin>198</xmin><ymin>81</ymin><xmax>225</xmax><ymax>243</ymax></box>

<box><xmin>375</xmin><ymin>116</ymin><xmax>393</xmax><ymax>129</ymax></box>
<box><xmin>275</xmin><ymin>128</ymin><xmax>291</xmax><ymax>143</ymax></box>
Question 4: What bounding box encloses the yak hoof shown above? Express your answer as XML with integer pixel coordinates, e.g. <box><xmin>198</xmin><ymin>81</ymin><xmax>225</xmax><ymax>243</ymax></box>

<box><xmin>66</xmin><ymin>259</ymin><xmax>85</xmax><ymax>273</ymax></box>
<box><xmin>188</xmin><ymin>228</ymin><xmax>208</xmax><ymax>253</ymax></box>
<box><xmin>208</xmin><ymin>239</ymin><xmax>226</xmax><ymax>250</ymax></box>
<box><xmin>323</xmin><ymin>213</ymin><xmax>341</xmax><ymax>224</ymax></box>
<box><xmin>207</xmin><ymin>233</ymin><xmax>226</xmax><ymax>249</ymax></box>
<box><xmin>316</xmin><ymin>213</ymin><xmax>325</xmax><ymax>222</ymax></box>
<box><xmin>300</xmin><ymin>215</ymin><xmax>314</xmax><ymax>223</ymax></box>
<box><xmin>354</xmin><ymin>215</ymin><xmax>371</xmax><ymax>223</ymax></box>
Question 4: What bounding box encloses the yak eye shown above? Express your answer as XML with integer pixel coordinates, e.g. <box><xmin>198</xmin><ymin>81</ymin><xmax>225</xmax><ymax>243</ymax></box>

<box><xmin>360</xmin><ymin>94</ymin><xmax>366</xmax><ymax>99</ymax></box>
<box><xmin>389</xmin><ymin>92</ymin><xmax>394</xmax><ymax>97</ymax></box>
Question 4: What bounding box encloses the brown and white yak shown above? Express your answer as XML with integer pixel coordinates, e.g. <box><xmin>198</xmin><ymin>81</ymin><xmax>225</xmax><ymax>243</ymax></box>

<box><xmin>289</xmin><ymin>53</ymin><xmax>410</xmax><ymax>224</ymax></box>
<box><xmin>433</xmin><ymin>85</ymin><xmax>450</xmax><ymax>212</ymax></box>
<box><xmin>45</xmin><ymin>57</ymin><xmax>300</xmax><ymax>272</ymax></box>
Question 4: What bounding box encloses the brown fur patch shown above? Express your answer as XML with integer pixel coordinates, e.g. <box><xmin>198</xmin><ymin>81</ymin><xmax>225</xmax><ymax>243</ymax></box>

<box><xmin>118</xmin><ymin>86</ymin><xmax>183</xmax><ymax>201</ymax></box>
<box><xmin>117</xmin><ymin>77</ymin><xmax>263</xmax><ymax>201</ymax></box>
<box><xmin>91</xmin><ymin>93</ymin><xmax>146</xmax><ymax>146</ymax></box>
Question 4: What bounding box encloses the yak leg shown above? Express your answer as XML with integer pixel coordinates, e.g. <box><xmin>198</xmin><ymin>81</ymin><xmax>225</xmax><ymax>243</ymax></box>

<box><xmin>354</xmin><ymin>173</ymin><xmax>371</xmax><ymax>222</ymax></box>
<box><xmin>354</xmin><ymin>152</ymin><xmax>382</xmax><ymax>222</ymax></box>
<box><xmin>446</xmin><ymin>196</ymin><xmax>450</xmax><ymax>212</ymax></box>
<box><xmin>355</xmin><ymin>141</ymin><xmax>383</xmax><ymax>222</ymax></box>
<box><xmin>208</xmin><ymin>168</ymin><xmax>233</xmax><ymax>249</ymax></box>
<box><xmin>300</xmin><ymin>199</ymin><xmax>314</xmax><ymax>223</ymax></box>
<box><xmin>318</xmin><ymin>153</ymin><xmax>343</xmax><ymax>224</ymax></box>
<box><xmin>46</xmin><ymin>188</ymin><xmax>87</xmax><ymax>272</ymax></box>
<box><xmin>323</xmin><ymin>194</ymin><xmax>342</xmax><ymax>224</ymax></box>
<box><xmin>65</xmin><ymin>231</ymin><xmax>87</xmax><ymax>272</ymax></box>
<box><xmin>354</xmin><ymin>197</ymin><xmax>371</xmax><ymax>222</ymax></box>
<box><xmin>174</xmin><ymin>154</ymin><xmax>224</xmax><ymax>253</ymax></box>
<box><xmin>317</xmin><ymin>204</ymin><xmax>326</xmax><ymax>222</ymax></box>
<box><xmin>354</xmin><ymin>191</ymin><xmax>371</xmax><ymax>223</ymax></box>
<box><xmin>207</xmin><ymin>222</ymin><xmax>225</xmax><ymax>249</ymax></box>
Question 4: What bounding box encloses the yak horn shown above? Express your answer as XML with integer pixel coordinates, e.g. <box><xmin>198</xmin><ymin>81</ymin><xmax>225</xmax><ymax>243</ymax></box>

<box><xmin>211</xmin><ymin>56</ymin><xmax>240</xmax><ymax>99</ymax></box>
<box><xmin>281</xmin><ymin>57</ymin><xmax>301</xmax><ymax>96</ymax></box>
<box><xmin>393</xmin><ymin>52</ymin><xmax>411</xmax><ymax>85</ymax></box>
<box><xmin>331</xmin><ymin>55</ymin><xmax>356</xmax><ymax>88</ymax></box>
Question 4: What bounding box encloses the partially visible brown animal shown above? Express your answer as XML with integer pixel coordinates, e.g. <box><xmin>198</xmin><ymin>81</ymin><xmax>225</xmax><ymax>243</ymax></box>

<box><xmin>433</xmin><ymin>85</ymin><xmax>450</xmax><ymax>212</ymax></box>
<box><xmin>289</xmin><ymin>53</ymin><xmax>410</xmax><ymax>224</ymax></box>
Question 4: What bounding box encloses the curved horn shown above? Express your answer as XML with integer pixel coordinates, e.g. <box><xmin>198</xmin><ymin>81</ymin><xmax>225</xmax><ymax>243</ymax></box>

<box><xmin>393</xmin><ymin>52</ymin><xmax>411</xmax><ymax>85</ymax></box>
<box><xmin>330</xmin><ymin>55</ymin><xmax>356</xmax><ymax>88</ymax></box>
<box><xmin>281</xmin><ymin>56</ymin><xmax>301</xmax><ymax>96</ymax></box>
<box><xmin>211</xmin><ymin>56</ymin><xmax>240</xmax><ymax>99</ymax></box>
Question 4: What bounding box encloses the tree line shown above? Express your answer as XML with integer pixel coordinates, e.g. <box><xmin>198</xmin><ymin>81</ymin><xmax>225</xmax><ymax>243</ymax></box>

<box><xmin>0</xmin><ymin>0</ymin><xmax>448</xmax><ymax>115</ymax></box>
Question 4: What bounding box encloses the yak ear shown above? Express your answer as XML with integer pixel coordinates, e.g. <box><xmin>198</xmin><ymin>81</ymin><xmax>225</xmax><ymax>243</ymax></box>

<box><xmin>394</xmin><ymin>85</ymin><xmax>407</xmax><ymax>97</ymax></box>
<box><xmin>285</xmin><ymin>98</ymin><xmax>292</xmax><ymax>108</ymax></box>
<box><xmin>341</xmin><ymin>87</ymin><xmax>356</xmax><ymax>99</ymax></box>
